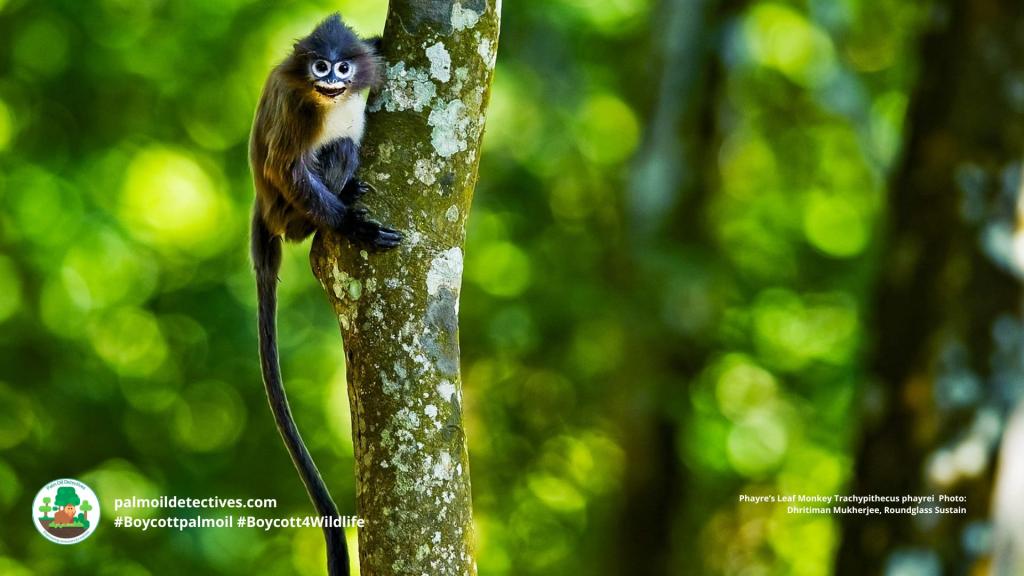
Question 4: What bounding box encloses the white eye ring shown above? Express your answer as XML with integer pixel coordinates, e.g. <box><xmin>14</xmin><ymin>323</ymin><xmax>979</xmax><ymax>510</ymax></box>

<box><xmin>334</xmin><ymin>61</ymin><xmax>355</xmax><ymax>80</ymax></box>
<box><xmin>311</xmin><ymin>59</ymin><xmax>331</xmax><ymax>78</ymax></box>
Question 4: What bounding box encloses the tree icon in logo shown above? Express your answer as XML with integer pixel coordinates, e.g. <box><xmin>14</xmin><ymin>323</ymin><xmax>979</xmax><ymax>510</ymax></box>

<box><xmin>33</xmin><ymin>479</ymin><xmax>100</xmax><ymax>544</ymax></box>
<box><xmin>37</xmin><ymin>496</ymin><xmax>55</xmax><ymax>520</ymax></box>
<box><xmin>80</xmin><ymin>499</ymin><xmax>93</xmax><ymax>521</ymax></box>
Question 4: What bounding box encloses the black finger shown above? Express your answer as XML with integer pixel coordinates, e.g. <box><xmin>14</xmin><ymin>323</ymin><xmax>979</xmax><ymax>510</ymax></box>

<box><xmin>374</xmin><ymin>237</ymin><xmax>402</xmax><ymax>249</ymax></box>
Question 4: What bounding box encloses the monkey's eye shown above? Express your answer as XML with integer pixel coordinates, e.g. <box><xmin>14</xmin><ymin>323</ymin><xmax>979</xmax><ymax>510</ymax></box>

<box><xmin>311</xmin><ymin>59</ymin><xmax>331</xmax><ymax>78</ymax></box>
<box><xmin>334</xmin><ymin>61</ymin><xmax>355</xmax><ymax>80</ymax></box>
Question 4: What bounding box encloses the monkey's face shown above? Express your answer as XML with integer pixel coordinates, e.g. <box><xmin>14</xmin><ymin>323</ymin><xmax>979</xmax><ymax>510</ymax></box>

<box><xmin>308</xmin><ymin>57</ymin><xmax>358</xmax><ymax>102</ymax></box>
<box><xmin>289</xmin><ymin>14</ymin><xmax>382</xmax><ymax>106</ymax></box>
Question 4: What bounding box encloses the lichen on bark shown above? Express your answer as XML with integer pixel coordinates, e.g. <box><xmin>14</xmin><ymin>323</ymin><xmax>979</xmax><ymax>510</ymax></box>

<box><xmin>309</xmin><ymin>1</ymin><xmax>500</xmax><ymax>574</ymax></box>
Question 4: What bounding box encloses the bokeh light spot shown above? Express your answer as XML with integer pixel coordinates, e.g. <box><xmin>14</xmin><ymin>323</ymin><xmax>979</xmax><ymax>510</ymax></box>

<box><xmin>468</xmin><ymin>241</ymin><xmax>532</xmax><ymax>297</ymax></box>
<box><xmin>714</xmin><ymin>355</ymin><xmax>778</xmax><ymax>421</ymax></box>
<box><xmin>769</xmin><ymin>513</ymin><xmax>837</xmax><ymax>576</ymax></box>
<box><xmin>292</xmin><ymin>525</ymin><xmax>326</xmax><ymax>575</ymax></box>
<box><xmin>744</xmin><ymin>3</ymin><xmax>836</xmax><ymax>86</ymax></box>
<box><xmin>0</xmin><ymin>255</ymin><xmax>23</xmax><ymax>323</ymax></box>
<box><xmin>576</xmin><ymin>93</ymin><xmax>640</xmax><ymax>165</ymax></box>
<box><xmin>803</xmin><ymin>192</ymin><xmax>870</xmax><ymax>257</ymax></box>
<box><xmin>0</xmin><ymin>459</ymin><xmax>21</xmax><ymax>511</ymax></box>
<box><xmin>82</xmin><ymin>459</ymin><xmax>161</xmax><ymax>519</ymax></box>
<box><xmin>172</xmin><ymin>381</ymin><xmax>247</xmax><ymax>452</ymax></box>
<box><xmin>752</xmin><ymin>290</ymin><xmax>859</xmax><ymax>370</ymax></box>
<box><xmin>0</xmin><ymin>383</ymin><xmax>34</xmax><ymax>450</ymax></box>
<box><xmin>483</xmin><ymin>68</ymin><xmax>542</xmax><ymax>160</ymax></box>
<box><xmin>120</xmin><ymin>373</ymin><xmax>183</xmax><ymax>413</ymax></box>
<box><xmin>529</xmin><ymin>473</ymin><xmax>586</xmax><ymax>512</ymax></box>
<box><xmin>197</xmin><ymin>523</ymin><xmax>262</xmax><ymax>572</ymax></box>
<box><xmin>0</xmin><ymin>558</ymin><xmax>33</xmax><ymax>576</ymax></box>
<box><xmin>120</xmin><ymin>147</ymin><xmax>234</xmax><ymax>257</ymax></box>
<box><xmin>89</xmin><ymin>307</ymin><xmax>168</xmax><ymax>377</ymax></box>
<box><xmin>62</xmin><ymin>229</ymin><xmax>158</xmax><ymax>311</ymax></box>
<box><xmin>12</xmin><ymin>18</ymin><xmax>69</xmax><ymax>77</ymax></box>
<box><xmin>9</xmin><ymin>167</ymin><xmax>84</xmax><ymax>248</ymax></box>
<box><xmin>0</xmin><ymin>98</ymin><xmax>13</xmax><ymax>151</ymax></box>
<box><xmin>560</xmin><ymin>0</ymin><xmax>650</xmax><ymax>34</ymax></box>
<box><xmin>96</xmin><ymin>561</ymin><xmax>153</xmax><ymax>576</ymax></box>
<box><xmin>39</xmin><ymin>273</ymin><xmax>92</xmax><ymax>338</ymax></box>
<box><xmin>727</xmin><ymin>409</ymin><xmax>788</xmax><ymax>476</ymax></box>
<box><xmin>571</xmin><ymin>320</ymin><xmax>625</xmax><ymax>376</ymax></box>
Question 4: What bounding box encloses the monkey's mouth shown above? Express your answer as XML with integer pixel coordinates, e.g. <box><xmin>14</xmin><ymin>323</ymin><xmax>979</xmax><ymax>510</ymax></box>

<box><xmin>314</xmin><ymin>84</ymin><xmax>346</xmax><ymax>98</ymax></box>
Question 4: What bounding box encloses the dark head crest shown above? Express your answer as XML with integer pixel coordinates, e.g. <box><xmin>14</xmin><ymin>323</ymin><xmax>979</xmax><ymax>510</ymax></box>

<box><xmin>295</xmin><ymin>13</ymin><xmax>363</xmax><ymax>59</ymax></box>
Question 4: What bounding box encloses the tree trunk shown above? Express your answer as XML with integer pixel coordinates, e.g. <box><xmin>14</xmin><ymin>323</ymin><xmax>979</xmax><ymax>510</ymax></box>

<box><xmin>309</xmin><ymin>2</ymin><xmax>500</xmax><ymax>574</ymax></box>
<box><xmin>837</xmin><ymin>1</ymin><xmax>1024</xmax><ymax>574</ymax></box>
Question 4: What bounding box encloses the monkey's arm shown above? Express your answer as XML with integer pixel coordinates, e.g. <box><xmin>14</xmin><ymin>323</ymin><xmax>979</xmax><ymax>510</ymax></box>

<box><xmin>316</xmin><ymin>139</ymin><xmax>368</xmax><ymax>204</ymax></box>
<box><xmin>269</xmin><ymin>154</ymin><xmax>400</xmax><ymax>249</ymax></box>
<box><xmin>265</xmin><ymin>155</ymin><xmax>351</xmax><ymax>230</ymax></box>
<box><xmin>313</xmin><ymin>140</ymin><xmax>399</xmax><ymax>250</ymax></box>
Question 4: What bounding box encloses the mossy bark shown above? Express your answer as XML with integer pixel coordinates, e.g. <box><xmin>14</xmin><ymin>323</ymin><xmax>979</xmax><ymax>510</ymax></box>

<box><xmin>309</xmin><ymin>1</ymin><xmax>500</xmax><ymax>575</ymax></box>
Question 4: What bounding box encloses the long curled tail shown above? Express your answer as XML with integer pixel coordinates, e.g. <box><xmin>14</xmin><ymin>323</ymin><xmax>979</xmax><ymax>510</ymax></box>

<box><xmin>252</xmin><ymin>211</ymin><xmax>349</xmax><ymax>576</ymax></box>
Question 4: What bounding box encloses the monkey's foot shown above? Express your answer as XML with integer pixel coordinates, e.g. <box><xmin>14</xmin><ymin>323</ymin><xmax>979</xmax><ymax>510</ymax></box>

<box><xmin>342</xmin><ymin>208</ymin><xmax>403</xmax><ymax>250</ymax></box>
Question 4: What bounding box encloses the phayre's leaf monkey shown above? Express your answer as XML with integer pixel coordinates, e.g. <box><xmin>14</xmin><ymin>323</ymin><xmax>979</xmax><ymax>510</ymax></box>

<box><xmin>249</xmin><ymin>14</ymin><xmax>400</xmax><ymax>576</ymax></box>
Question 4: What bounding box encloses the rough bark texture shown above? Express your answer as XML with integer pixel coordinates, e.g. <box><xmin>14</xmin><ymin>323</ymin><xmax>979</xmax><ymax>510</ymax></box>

<box><xmin>309</xmin><ymin>2</ymin><xmax>500</xmax><ymax>574</ymax></box>
<box><xmin>837</xmin><ymin>1</ymin><xmax>1024</xmax><ymax>574</ymax></box>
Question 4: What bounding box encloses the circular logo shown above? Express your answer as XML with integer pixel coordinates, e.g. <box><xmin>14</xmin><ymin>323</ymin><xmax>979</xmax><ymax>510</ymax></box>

<box><xmin>32</xmin><ymin>478</ymin><xmax>100</xmax><ymax>544</ymax></box>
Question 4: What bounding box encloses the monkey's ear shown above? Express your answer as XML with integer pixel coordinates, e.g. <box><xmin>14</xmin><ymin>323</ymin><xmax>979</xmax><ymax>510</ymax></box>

<box><xmin>365</xmin><ymin>36</ymin><xmax>383</xmax><ymax>54</ymax></box>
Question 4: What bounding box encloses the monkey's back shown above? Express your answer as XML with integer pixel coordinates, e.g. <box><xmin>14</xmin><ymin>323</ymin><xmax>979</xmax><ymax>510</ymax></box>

<box><xmin>249</xmin><ymin>71</ymin><xmax>323</xmax><ymax>240</ymax></box>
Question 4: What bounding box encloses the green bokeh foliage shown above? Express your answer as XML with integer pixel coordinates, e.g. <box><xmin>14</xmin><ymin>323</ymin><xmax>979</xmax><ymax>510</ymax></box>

<box><xmin>0</xmin><ymin>0</ymin><xmax>926</xmax><ymax>574</ymax></box>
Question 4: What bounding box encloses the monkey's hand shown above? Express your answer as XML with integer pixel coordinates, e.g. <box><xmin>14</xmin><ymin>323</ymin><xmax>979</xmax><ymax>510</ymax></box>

<box><xmin>355</xmin><ymin>180</ymin><xmax>374</xmax><ymax>200</ymax></box>
<box><xmin>341</xmin><ymin>207</ymin><xmax>403</xmax><ymax>250</ymax></box>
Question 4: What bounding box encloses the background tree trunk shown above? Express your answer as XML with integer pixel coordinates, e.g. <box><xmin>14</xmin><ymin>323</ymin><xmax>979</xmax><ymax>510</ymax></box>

<box><xmin>837</xmin><ymin>1</ymin><xmax>1024</xmax><ymax>574</ymax></box>
<box><xmin>310</xmin><ymin>2</ymin><xmax>500</xmax><ymax>574</ymax></box>
<box><xmin>615</xmin><ymin>0</ymin><xmax>717</xmax><ymax>572</ymax></box>
<box><xmin>617</xmin><ymin>1</ymin><xmax>745</xmax><ymax>573</ymax></box>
